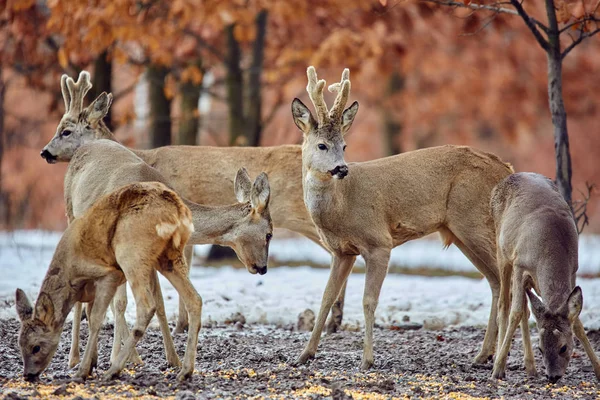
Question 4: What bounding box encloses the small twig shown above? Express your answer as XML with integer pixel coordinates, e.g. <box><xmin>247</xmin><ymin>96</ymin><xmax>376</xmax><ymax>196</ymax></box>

<box><xmin>574</xmin><ymin>182</ymin><xmax>595</xmax><ymax>235</ymax></box>
<box><xmin>562</xmin><ymin>27</ymin><xmax>600</xmax><ymax>59</ymax></box>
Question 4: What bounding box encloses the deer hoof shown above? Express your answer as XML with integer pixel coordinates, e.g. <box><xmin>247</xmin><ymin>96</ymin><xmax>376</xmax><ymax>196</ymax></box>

<box><xmin>167</xmin><ymin>356</ymin><xmax>182</xmax><ymax>368</ymax></box>
<box><xmin>473</xmin><ymin>352</ymin><xmax>493</xmax><ymax>364</ymax></box>
<box><xmin>68</xmin><ymin>357</ymin><xmax>80</xmax><ymax>370</ymax></box>
<box><xmin>128</xmin><ymin>351</ymin><xmax>143</xmax><ymax>365</ymax></box>
<box><xmin>102</xmin><ymin>367</ymin><xmax>120</xmax><ymax>381</ymax></box>
<box><xmin>492</xmin><ymin>367</ymin><xmax>506</xmax><ymax>380</ymax></box>
<box><xmin>294</xmin><ymin>351</ymin><xmax>315</xmax><ymax>365</ymax></box>
<box><xmin>360</xmin><ymin>359</ymin><xmax>373</xmax><ymax>371</ymax></box>
<box><xmin>174</xmin><ymin>323</ymin><xmax>188</xmax><ymax>334</ymax></box>
<box><xmin>526</xmin><ymin>368</ymin><xmax>538</xmax><ymax>378</ymax></box>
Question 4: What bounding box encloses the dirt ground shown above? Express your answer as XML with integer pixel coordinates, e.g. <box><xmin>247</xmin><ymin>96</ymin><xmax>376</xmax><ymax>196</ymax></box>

<box><xmin>1</xmin><ymin>318</ymin><xmax>600</xmax><ymax>399</ymax></box>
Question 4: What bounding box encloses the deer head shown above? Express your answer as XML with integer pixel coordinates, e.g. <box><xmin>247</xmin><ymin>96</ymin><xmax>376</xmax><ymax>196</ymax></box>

<box><xmin>527</xmin><ymin>287</ymin><xmax>583</xmax><ymax>383</ymax></box>
<box><xmin>41</xmin><ymin>71</ymin><xmax>113</xmax><ymax>163</ymax></box>
<box><xmin>227</xmin><ymin>168</ymin><xmax>273</xmax><ymax>275</ymax></box>
<box><xmin>15</xmin><ymin>289</ymin><xmax>62</xmax><ymax>381</ymax></box>
<box><xmin>291</xmin><ymin>66</ymin><xmax>359</xmax><ymax>180</ymax></box>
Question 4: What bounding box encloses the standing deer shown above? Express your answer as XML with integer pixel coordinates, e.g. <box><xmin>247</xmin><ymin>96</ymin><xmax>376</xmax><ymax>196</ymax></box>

<box><xmin>41</xmin><ymin>71</ymin><xmax>347</xmax><ymax>336</ymax></box>
<box><xmin>290</xmin><ymin>66</ymin><xmax>513</xmax><ymax>370</ymax></box>
<box><xmin>490</xmin><ymin>172</ymin><xmax>600</xmax><ymax>382</ymax></box>
<box><xmin>16</xmin><ymin>182</ymin><xmax>201</xmax><ymax>381</ymax></box>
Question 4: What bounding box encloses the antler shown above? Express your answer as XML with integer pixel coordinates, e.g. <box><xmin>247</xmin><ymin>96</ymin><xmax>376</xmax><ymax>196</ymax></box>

<box><xmin>328</xmin><ymin>68</ymin><xmax>350</xmax><ymax>122</ymax></box>
<box><xmin>306</xmin><ymin>66</ymin><xmax>329</xmax><ymax>126</ymax></box>
<box><xmin>64</xmin><ymin>71</ymin><xmax>92</xmax><ymax>116</ymax></box>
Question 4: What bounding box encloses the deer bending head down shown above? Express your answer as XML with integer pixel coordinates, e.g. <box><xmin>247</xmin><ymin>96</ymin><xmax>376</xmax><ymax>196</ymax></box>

<box><xmin>292</xmin><ymin>67</ymin><xmax>358</xmax><ymax>180</ymax></box>
<box><xmin>41</xmin><ymin>71</ymin><xmax>114</xmax><ymax>163</ymax></box>
<box><xmin>291</xmin><ymin>66</ymin><xmax>514</xmax><ymax>370</ymax></box>
<box><xmin>16</xmin><ymin>182</ymin><xmax>202</xmax><ymax>381</ymax></box>
<box><xmin>491</xmin><ymin>172</ymin><xmax>600</xmax><ymax>383</ymax></box>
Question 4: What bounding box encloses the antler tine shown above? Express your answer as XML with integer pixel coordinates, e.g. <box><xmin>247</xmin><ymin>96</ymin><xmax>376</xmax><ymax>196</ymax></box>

<box><xmin>65</xmin><ymin>71</ymin><xmax>93</xmax><ymax>116</ymax></box>
<box><xmin>60</xmin><ymin>74</ymin><xmax>71</xmax><ymax>113</ymax></box>
<box><xmin>306</xmin><ymin>66</ymin><xmax>329</xmax><ymax>126</ymax></box>
<box><xmin>328</xmin><ymin>68</ymin><xmax>350</xmax><ymax>121</ymax></box>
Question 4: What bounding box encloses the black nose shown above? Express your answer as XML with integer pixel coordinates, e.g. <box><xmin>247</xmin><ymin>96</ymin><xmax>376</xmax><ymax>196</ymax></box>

<box><xmin>256</xmin><ymin>266</ymin><xmax>267</xmax><ymax>275</ymax></box>
<box><xmin>40</xmin><ymin>149</ymin><xmax>57</xmax><ymax>163</ymax></box>
<box><xmin>330</xmin><ymin>165</ymin><xmax>348</xmax><ymax>178</ymax></box>
<box><xmin>24</xmin><ymin>373</ymin><xmax>39</xmax><ymax>382</ymax></box>
<box><xmin>547</xmin><ymin>375</ymin><xmax>562</xmax><ymax>384</ymax></box>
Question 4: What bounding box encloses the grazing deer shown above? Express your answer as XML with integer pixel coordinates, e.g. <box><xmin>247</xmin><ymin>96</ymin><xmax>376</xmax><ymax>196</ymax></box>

<box><xmin>41</xmin><ymin>71</ymin><xmax>348</xmax><ymax>336</ymax></box>
<box><xmin>65</xmin><ymin>139</ymin><xmax>272</xmax><ymax>371</ymax></box>
<box><xmin>16</xmin><ymin>182</ymin><xmax>201</xmax><ymax>382</ymax></box>
<box><xmin>290</xmin><ymin>66</ymin><xmax>513</xmax><ymax>370</ymax></box>
<box><xmin>490</xmin><ymin>172</ymin><xmax>600</xmax><ymax>382</ymax></box>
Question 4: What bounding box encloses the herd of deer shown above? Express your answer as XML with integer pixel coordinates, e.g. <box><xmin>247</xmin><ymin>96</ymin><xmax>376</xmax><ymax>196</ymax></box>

<box><xmin>13</xmin><ymin>67</ymin><xmax>600</xmax><ymax>386</ymax></box>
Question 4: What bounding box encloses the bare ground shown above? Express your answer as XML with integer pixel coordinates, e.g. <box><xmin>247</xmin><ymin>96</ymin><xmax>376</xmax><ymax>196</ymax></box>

<box><xmin>1</xmin><ymin>318</ymin><xmax>600</xmax><ymax>399</ymax></box>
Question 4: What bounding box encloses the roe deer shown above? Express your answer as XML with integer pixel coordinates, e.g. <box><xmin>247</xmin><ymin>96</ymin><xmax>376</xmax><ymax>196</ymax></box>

<box><xmin>290</xmin><ymin>66</ymin><xmax>513</xmax><ymax>370</ymax></box>
<box><xmin>41</xmin><ymin>71</ymin><xmax>348</xmax><ymax>335</ymax></box>
<box><xmin>65</xmin><ymin>139</ymin><xmax>272</xmax><ymax>371</ymax></box>
<box><xmin>490</xmin><ymin>172</ymin><xmax>600</xmax><ymax>382</ymax></box>
<box><xmin>16</xmin><ymin>182</ymin><xmax>201</xmax><ymax>381</ymax></box>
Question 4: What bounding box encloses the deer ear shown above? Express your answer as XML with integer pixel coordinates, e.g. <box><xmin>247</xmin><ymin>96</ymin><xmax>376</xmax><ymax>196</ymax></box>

<box><xmin>15</xmin><ymin>289</ymin><xmax>33</xmax><ymax>322</ymax></box>
<box><xmin>292</xmin><ymin>98</ymin><xmax>316</xmax><ymax>135</ymax></box>
<box><xmin>526</xmin><ymin>289</ymin><xmax>546</xmax><ymax>321</ymax></box>
<box><xmin>34</xmin><ymin>292</ymin><xmax>55</xmax><ymax>327</ymax></box>
<box><xmin>251</xmin><ymin>172</ymin><xmax>270</xmax><ymax>213</ymax></box>
<box><xmin>87</xmin><ymin>92</ymin><xmax>113</xmax><ymax>124</ymax></box>
<box><xmin>567</xmin><ymin>286</ymin><xmax>583</xmax><ymax>323</ymax></box>
<box><xmin>234</xmin><ymin>167</ymin><xmax>252</xmax><ymax>203</ymax></box>
<box><xmin>341</xmin><ymin>101</ymin><xmax>359</xmax><ymax>135</ymax></box>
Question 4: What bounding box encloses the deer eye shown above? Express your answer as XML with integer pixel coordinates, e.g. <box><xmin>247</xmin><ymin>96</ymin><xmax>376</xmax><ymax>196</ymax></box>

<box><xmin>266</xmin><ymin>233</ymin><xmax>272</xmax><ymax>241</ymax></box>
<box><xmin>317</xmin><ymin>144</ymin><xmax>328</xmax><ymax>151</ymax></box>
<box><xmin>32</xmin><ymin>345</ymin><xmax>41</xmax><ymax>354</ymax></box>
<box><xmin>343</xmin><ymin>145</ymin><xmax>347</xmax><ymax>151</ymax></box>
<box><xmin>560</xmin><ymin>345</ymin><xmax>567</xmax><ymax>354</ymax></box>
<box><xmin>62</xmin><ymin>130</ymin><xmax>72</xmax><ymax>137</ymax></box>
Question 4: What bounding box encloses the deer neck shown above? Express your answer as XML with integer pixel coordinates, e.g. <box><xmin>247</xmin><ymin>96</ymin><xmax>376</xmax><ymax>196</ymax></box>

<box><xmin>301</xmin><ymin>164</ymin><xmax>344</xmax><ymax>224</ymax></box>
<box><xmin>184</xmin><ymin>199</ymin><xmax>248</xmax><ymax>246</ymax></box>
<box><xmin>37</xmin><ymin>234</ymin><xmax>82</xmax><ymax>328</ymax></box>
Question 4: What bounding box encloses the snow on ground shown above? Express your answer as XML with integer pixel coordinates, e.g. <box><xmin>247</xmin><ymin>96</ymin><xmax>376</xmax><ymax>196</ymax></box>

<box><xmin>2</xmin><ymin>230</ymin><xmax>600</xmax><ymax>330</ymax></box>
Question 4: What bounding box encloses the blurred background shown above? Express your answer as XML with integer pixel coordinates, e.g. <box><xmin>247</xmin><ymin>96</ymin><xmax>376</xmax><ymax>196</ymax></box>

<box><xmin>1</xmin><ymin>0</ymin><xmax>599</xmax><ymax>233</ymax></box>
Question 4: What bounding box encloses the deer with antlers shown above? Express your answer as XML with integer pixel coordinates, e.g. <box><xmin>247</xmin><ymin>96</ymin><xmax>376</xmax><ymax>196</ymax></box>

<box><xmin>44</xmin><ymin>72</ymin><xmax>273</xmax><ymax>372</ymax></box>
<box><xmin>41</xmin><ymin>71</ymin><xmax>348</xmax><ymax>337</ymax></box>
<box><xmin>290</xmin><ymin>66</ymin><xmax>514</xmax><ymax>369</ymax></box>
<box><xmin>490</xmin><ymin>172</ymin><xmax>600</xmax><ymax>382</ymax></box>
<box><xmin>16</xmin><ymin>182</ymin><xmax>200</xmax><ymax>382</ymax></box>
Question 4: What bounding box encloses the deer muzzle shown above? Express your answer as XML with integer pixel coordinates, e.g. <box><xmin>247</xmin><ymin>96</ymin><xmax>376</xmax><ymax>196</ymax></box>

<box><xmin>40</xmin><ymin>149</ymin><xmax>58</xmax><ymax>164</ymax></box>
<box><xmin>329</xmin><ymin>165</ymin><xmax>348</xmax><ymax>179</ymax></box>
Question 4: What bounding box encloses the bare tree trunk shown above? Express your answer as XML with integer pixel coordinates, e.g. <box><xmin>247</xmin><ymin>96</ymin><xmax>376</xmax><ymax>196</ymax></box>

<box><xmin>244</xmin><ymin>9</ymin><xmax>268</xmax><ymax>146</ymax></box>
<box><xmin>225</xmin><ymin>23</ymin><xmax>244</xmax><ymax>146</ymax></box>
<box><xmin>91</xmin><ymin>50</ymin><xmax>113</xmax><ymax>130</ymax></box>
<box><xmin>147</xmin><ymin>65</ymin><xmax>172</xmax><ymax>148</ymax></box>
<box><xmin>382</xmin><ymin>71</ymin><xmax>404</xmax><ymax>156</ymax></box>
<box><xmin>545</xmin><ymin>0</ymin><xmax>573</xmax><ymax>209</ymax></box>
<box><xmin>177</xmin><ymin>61</ymin><xmax>203</xmax><ymax>146</ymax></box>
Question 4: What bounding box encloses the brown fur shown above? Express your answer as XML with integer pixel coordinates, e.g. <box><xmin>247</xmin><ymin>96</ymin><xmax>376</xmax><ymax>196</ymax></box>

<box><xmin>490</xmin><ymin>172</ymin><xmax>600</xmax><ymax>382</ymax></box>
<box><xmin>16</xmin><ymin>182</ymin><xmax>202</xmax><ymax>382</ymax></box>
<box><xmin>292</xmin><ymin>66</ymin><xmax>514</xmax><ymax>370</ymax></box>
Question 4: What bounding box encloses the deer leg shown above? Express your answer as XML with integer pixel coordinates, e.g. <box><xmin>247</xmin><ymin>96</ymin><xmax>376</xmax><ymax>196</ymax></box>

<box><xmin>76</xmin><ymin>274</ymin><xmax>119</xmax><ymax>379</ymax></box>
<box><xmin>573</xmin><ymin>318</ymin><xmax>600</xmax><ymax>380</ymax></box>
<box><xmin>492</xmin><ymin>269</ymin><xmax>525</xmax><ymax>379</ymax></box>
<box><xmin>295</xmin><ymin>254</ymin><xmax>356</xmax><ymax>365</ymax></box>
<box><xmin>103</xmin><ymin>273</ymin><xmax>156</xmax><ymax>380</ymax></box>
<box><xmin>521</xmin><ymin>306</ymin><xmax>537</xmax><ymax>377</ymax></box>
<box><xmin>160</xmin><ymin>263</ymin><xmax>203</xmax><ymax>381</ymax></box>
<box><xmin>69</xmin><ymin>302</ymin><xmax>82</xmax><ymax>368</ymax></box>
<box><xmin>174</xmin><ymin>245</ymin><xmax>192</xmax><ymax>334</ymax></box>
<box><xmin>451</xmin><ymin>236</ymin><xmax>500</xmax><ymax>364</ymax></box>
<box><xmin>152</xmin><ymin>270</ymin><xmax>181</xmax><ymax>368</ymax></box>
<box><xmin>326</xmin><ymin>279</ymin><xmax>347</xmax><ymax>334</ymax></box>
<box><xmin>496</xmin><ymin>256</ymin><xmax>513</xmax><ymax>357</ymax></box>
<box><xmin>110</xmin><ymin>284</ymin><xmax>143</xmax><ymax>365</ymax></box>
<box><xmin>361</xmin><ymin>248</ymin><xmax>391</xmax><ymax>371</ymax></box>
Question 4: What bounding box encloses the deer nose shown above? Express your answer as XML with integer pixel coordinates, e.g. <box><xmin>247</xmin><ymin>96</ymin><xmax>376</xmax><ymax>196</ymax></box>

<box><xmin>255</xmin><ymin>265</ymin><xmax>267</xmax><ymax>275</ymax></box>
<box><xmin>547</xmin><ymin>374</ymin><xmax>562</xmax><ymax>384</ymax></box>
<box><xmin>24</xmin><ymin>372</ymin><xmax>39</xmax><ymax>382</ymax></box>
<box><xmin>330</xmin><ymin>165</ymin><xmax>348</xmax><ymax>179</ymax></box>
<box><xmin>40</xmin><ymin>149</ymin><xmax>57</xmax><ymax>163</ymax></box>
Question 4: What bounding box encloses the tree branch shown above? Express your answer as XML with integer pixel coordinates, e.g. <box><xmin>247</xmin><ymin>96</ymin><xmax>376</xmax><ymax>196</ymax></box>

<box><xmin>574</xmin><ymin>182</ymin><xmax>595</xmax><ymax>235</ymax></box>
<box><xmin>562</xmin><ymin>27</ymin><xmax>600</xmax><ymax>59</ymax></box>
<box><xmin>422</xmin><ymin>0</ymin><xmax>550</xmax><ymax>33</ymax></box>
<box><xmin>183</xmin><ymin>29</ymin><xmax>225</xmax><ymax>62</ymax></box>
<box><xmin>509</xmin><ymin>0</ymin><xmax>550</xmax><ymax>51</ymax></box>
